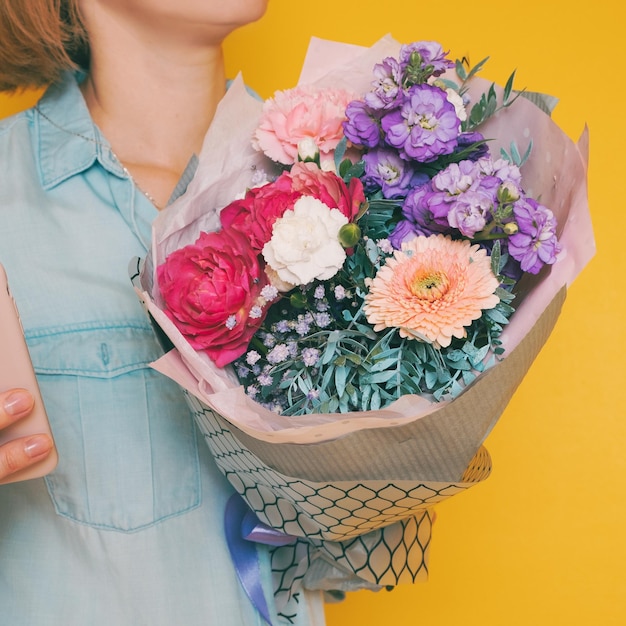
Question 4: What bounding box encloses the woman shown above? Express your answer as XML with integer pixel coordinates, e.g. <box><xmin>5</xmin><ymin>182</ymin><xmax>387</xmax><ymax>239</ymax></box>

<box><xmin>0</xmin><ymin>1</ymin><xmax>326</xmax><ymax>623</ymax></box>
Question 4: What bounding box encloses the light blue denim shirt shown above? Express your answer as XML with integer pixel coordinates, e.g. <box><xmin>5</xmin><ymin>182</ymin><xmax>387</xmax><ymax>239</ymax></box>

<box><xmin>0</xmin><ymin>72</ymin><xmax>324</xmax><ymax>626</ymax></box>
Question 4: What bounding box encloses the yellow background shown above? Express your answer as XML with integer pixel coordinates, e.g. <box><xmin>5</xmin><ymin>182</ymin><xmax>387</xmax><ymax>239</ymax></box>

<box><xmin>2</xmin><ymin>0</ymin><xmax>624</xmax><ymax>624</ymax></box>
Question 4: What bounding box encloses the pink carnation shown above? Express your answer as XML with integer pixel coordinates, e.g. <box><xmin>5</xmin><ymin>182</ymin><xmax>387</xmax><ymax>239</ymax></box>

<box><xmin>253</xmin><ymin>85</ymin><xmax>357</xmax><ymax>166</ymax></box>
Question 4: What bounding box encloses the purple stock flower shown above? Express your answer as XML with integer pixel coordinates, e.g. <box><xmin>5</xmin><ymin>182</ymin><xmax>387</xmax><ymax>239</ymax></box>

<box><xmin>376</xmin><ymin>238</ymin><xmax>394</xmax><ymax>254</ymax></box>
<box><xmin>258</xmin><ymin>372</ymin><xmax>273</xmax><ymax>387</ymax></box>
<box><xmin>363</xmin><ymin>148</ymin><xmax>416</xmax><ymax>198</ymax></box>
<box><xmin>432</xmin><ymin>160</ymin><xmax>480</xmax><ymax>195</ymax></box>
<box><xmin>479</xmin><ymin>158</ymin><xmax>522</xmax><ymax>186</ymax></box>
<box><xmin>457</xmin><ymin>131</ymin><xmax>490</xmax><ymax>161</ymax></box>
<box><xmin>446</xmin><ymin>191</ymin><xmax>493</xmax><ymax>237</ymax></box>
<box><xmin>333</xmin><ymin>285</ymin><xmax>347</xmax><ymax>301</ymax></box>
<box><xmin>343</xmin><ymin>100</ymin><xmax>381</xmax><ymax>148</ymax></box>
<box><xmin>399</xmin><ymin>41</ymin><xmax>454</xmax><ymax>77</ymax></box>
<box><xmin>246</xmin><ymin>385</ymin><xmax>260</xmax><ymax>400</ymax></box>
<box><xmin>388</xmin><ymin>219</ymin><xmax>422</xmax><ymax>248</ymax></box>
<box><xmin>508</xmin><ymin>198</ymin><xmax>560</xmax><ymax>273</ymax></box>
<box><xmin>401</xmin><ymin>184</ymin><xmax>450</xmax><ymax>234</ymax></box>
<box><xmin>428</xmin><ymin>161</ymin><xmax>483</xmax><ymax>223</ymax></box>
<box><xmin>381</xmin><ymin>84</ymin><xmax>460</xmax><ymax>162</ymax></box>
<box><xmin>365</xmin><ymin>56</ymin><xmax>405</xmax><ymax>110</ymax></box>
<box><xmin>313</xmin><ymin>285</ymin><xmax>325</xmax><ymax>299</ymax></box>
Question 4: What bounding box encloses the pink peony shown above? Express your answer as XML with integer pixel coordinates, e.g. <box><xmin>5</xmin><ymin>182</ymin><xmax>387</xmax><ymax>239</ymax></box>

<box><xmin>364</xmin><ymin>235</ymin><xmax>500</xmax><ymax>347</ymax></box>
<box><xmin>253</xmin><ymin>85</ymin><xmax>356</xmax><ymax>166</ymax></box>
<box><xmin>157</xmin><ymin>229</ymin><xmax>270</xmax><ymax>367</ymax></box>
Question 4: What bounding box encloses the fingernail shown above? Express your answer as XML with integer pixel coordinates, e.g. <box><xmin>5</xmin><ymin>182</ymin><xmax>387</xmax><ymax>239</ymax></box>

<box><xmin>24</xmin><ymin>435</ymin><xmax>52</xmax><ymax>459</ymax></box>
<box><xmin>4</xmin><ymin>391</ymin><xmax>33</xmax><ymax>416</ymax></box>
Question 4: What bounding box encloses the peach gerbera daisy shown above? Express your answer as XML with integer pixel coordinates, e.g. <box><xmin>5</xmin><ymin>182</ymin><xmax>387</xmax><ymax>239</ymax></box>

<box><xmin>364</xmin><ymin>235</ymin><xmax>500</xmax><ymax>347</ymax></box>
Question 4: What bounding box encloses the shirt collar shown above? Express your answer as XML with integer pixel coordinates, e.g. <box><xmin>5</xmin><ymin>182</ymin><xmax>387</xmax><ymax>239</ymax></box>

<box><xmin>34</xmin><ymin>71</ymin><xmax>126</xmax><ymax>190</ymax></box>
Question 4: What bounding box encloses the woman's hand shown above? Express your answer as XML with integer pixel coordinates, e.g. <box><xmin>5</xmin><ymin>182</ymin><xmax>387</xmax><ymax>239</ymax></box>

<box><xmin>0</xmin><ymin>389</ymin><xmax>53</xmax><ymax>481</ymax></box>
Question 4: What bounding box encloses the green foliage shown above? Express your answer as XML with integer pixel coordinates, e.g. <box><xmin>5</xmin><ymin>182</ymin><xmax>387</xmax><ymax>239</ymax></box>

<box><xmin>500</xmin><ymin>139</ymin><xmax>533</xmax><ymax>167</ymax></box>
<box><xmin>237</xmin><ymin>229</ymin><xmax>516</xmax><ymax>416</ymax></box>
<box><xmin>449</xmin><ymin>56</ymin><xmax>525</xmax><ymax>132</ymax></box>
<box><xmin>258</xmin><ymin>292</ymin><xmax>514</xmax><ymax>415</ymax></box>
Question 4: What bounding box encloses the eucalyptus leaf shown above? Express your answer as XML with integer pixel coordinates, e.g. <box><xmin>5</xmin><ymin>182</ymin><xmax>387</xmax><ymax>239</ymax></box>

<box><xmin>486</xmin><ymin>308</ymin><xmax>511</xmax><ymax>325</ymax></box>
<box><xmin>450</xmin><ymin>379</ymin><xmax>464</xmax><ymax>396</ymax></box>
<box><xmin>424</xmin><ymin>369</ymin><xmax>439</xmax><ymax>389</ymax></box>
<box><xmin>369</xmin><ymin>357</ymin><xmax>401</xmax><ymax>372</ymax></box>
<box><xmin>502</xmin><ymin>70</ymin><xmax>517</xmax><ymax>104</ymax></box>
<box><xmin>335</xmin><ymin>366</ymin><xmax>348</xmax><ymax>398</ymax></box>
<box><xmin>519</xmin><ymin>91</ymin><xmax>559</xmax><ymax>116</ymax></box>
<box><xmin>439</xmin><ymin>78</ymin><xmax>461</xmax><ymax>91</ymax></box>
<box><xmin>462</xmin><ymin>370</ymin><xmax>476</xmax><ymax>386</ymax></box>
<box><xmin>445</xmin><ymin>349</ymin><xmax>467</xmax><ymax>362</ymax></box>
<box><xmin>360</xmin><ymin>384</ymin><xmax>372</xmax><ymax>411</ymax></box>
<box><xmin>363</xmin><ymin>370</ymin><xmax>398</xmax><ymax>385</ymax></box>
<box><xmin>466</xmin><ymin>56</ymin><xmax>490</xmax><ymax>79</ymax></box>
<box><xmin>370</xmin><ymin>389</ymin><xmax>381</xmax><ymax>411</ymax></box>
<box><xmin>334</xmin><ymin>137</ymin><xmax>348</xmax><ymax>172</ymax></box>
<box><xmin>510</xmin><ymin>141</ymin><xmax>521</xmax><ymax>163</ymax></box>
<box><xmin>469</xmin><ymin>344</ymin><xmax>490</xmax><ymax>366</ymax></box>
<box><xmin>455</xmin><ymin>59</ymin><xmax>468</xmax><ymax>80</ymax></box>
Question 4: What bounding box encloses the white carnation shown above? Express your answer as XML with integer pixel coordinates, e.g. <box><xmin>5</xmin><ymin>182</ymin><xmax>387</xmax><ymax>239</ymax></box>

<box><xmin>262</xmin><ymin>196</ymin><xmax>348</xmax><ymax>286</ymax></box>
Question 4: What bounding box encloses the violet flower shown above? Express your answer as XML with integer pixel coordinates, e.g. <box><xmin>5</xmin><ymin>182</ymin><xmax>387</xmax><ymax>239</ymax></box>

<box><xmin>388</xmin><ymin>219</ymin><xmax>423</xmax><ymax>249</ymax></box>
<box><xmin>381</xmin><ymin>84</ymin><xmax>460</xmax><ymax>163</ymax></box>
<box><xmin>427</xmin><ymin>161</ymin><xmax>481</xmax><ymax>224</ymax></box>
<box><xmin>363</xmin><ymin>148</ymin><xmax>416</xmax><ymax>198</ymax></box>
<box><xmin>365</xmin><ymin>56</ymin><xmax>405</xmax><ymax>110</ymax></box>
<box><xmin>343</xmin><ymin>100</ymin><xmax>381</xmax><ymax>148</ymax></box>
<box><xmin>333</xmin><ymin>285</ymin><xmax>347</xmax><ymax>301</ymax></box>
<box><xmin>313</xmin><ymin>285</ymin><xmax>325</xmax><ymax>299</ymax></box>
<box><xmin>446</xmin><ymin>190</ymin><xmax>493</xmax><ymax>237</ymax></box>
<box><xmin>399</xmin><ymin>41</ymin><xmax>454</xmax><ymax>78</ymax></box>
<box><xmin>508</xmin><ymin>198</ymin><xmax>560</xmax><ymax>273</ymax></box>
<box><xmin>479</xmin><ymin>158</ymin><xmax>523</xmax><ymax>186</ymax></box>
<box><xmin>457</xmin><ymin>131</ymin><xmax>490</xmax><ymax>161</ymax></box>
<box><xmin>401</xmin><ymin>184</ymin><xmax>450</xmax><ymax>235</ymax></box>
<box><xmin>432</xmin><ymin>160</ymin><xmax>480</xmax><ymax>195</ymax></box>
<box><xmin>274</xmin><ymin>320</ymin><xmax>290</xmax><ymax>334</ymax></box>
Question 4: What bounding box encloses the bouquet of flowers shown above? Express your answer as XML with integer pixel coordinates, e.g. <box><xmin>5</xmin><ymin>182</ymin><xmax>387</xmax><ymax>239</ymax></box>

<box><xmin>131</xmin><ymin>36</ymin><xmax>593</xmax><ymax>622</ymax></box>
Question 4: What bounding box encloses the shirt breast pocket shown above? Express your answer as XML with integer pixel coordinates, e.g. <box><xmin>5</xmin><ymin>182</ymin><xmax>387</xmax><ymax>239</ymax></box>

<box><xmin>28</xmin><ymin>326</ymin><xmax>201</xmax><ymax>532</ymax></box>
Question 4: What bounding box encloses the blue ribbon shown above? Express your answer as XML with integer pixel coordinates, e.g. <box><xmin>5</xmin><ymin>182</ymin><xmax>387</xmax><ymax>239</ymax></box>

<box><xmin>241</xmin><ymin>507</ymin><xmax>298</xmax><ymax>547</ymax></box>
<box><xmin>225</xmin><ymin>494</ymin><xmax>297</xmax><ymax>625</ymax></box>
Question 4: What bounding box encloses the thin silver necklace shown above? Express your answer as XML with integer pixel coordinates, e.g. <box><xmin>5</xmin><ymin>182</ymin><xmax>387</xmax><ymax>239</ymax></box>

<box><xmin>35</xmin><ymin>103</ymin><xmax>163</xmax><ymax>210</ymax></box>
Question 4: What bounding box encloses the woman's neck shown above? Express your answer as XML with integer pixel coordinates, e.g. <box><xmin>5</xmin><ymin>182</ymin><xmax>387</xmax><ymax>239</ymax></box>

<box><xmin>80</xmin><ymin>7</ymin><xmax>228</xmax><ymax>209</ymax></box>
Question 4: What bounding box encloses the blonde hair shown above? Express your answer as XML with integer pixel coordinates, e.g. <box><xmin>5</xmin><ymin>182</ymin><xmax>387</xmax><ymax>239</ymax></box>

<box><xmin>0</xmin><ymin>0</ymin><xmax>88</xmax><ymax>92</ymax></box>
